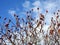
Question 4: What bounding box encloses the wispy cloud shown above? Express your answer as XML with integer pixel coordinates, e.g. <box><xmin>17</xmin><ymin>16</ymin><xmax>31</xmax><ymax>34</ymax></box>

<box><xmin>8</xmin><ymin>10</ymin><xmax>16</xmax><ymax>16</ymax></box>
<box><xmin>32</xmin><ymin>1</ymin><xmax>41</xmax><ymax>7</ymax></box>
<box><xmin>43</xmin><ymin>1</ymin><xmax>57</xmax><ymax>12</ymax></box>
<box><xmin>32</xmin><ymin>0</ymin><xmax>60</xmax><ymax>25</ymax></box>
<box><xmin>23</xmin><ymin>1</ymin><xmax>30</xmax><ymax>8</ymax></box>
<box><xmin>32</xmin><ymin>1</ymin><xmax>42</xmax><ymax>13</ymax></box>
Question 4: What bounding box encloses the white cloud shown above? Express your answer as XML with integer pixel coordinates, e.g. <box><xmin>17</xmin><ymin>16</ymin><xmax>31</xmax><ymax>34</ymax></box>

<box><xmin>44</xmin><ymin>2</ymin><xmax>57</xmax><ymax>12</ymax></box>
<box><xmin>32</xmin><ymin>1</ymin><xmax>41</xmax><ymax>7</ymax></box>
<box><xmin>32</xmin><ymin>1</ymin><xmax>43</xmax><ymax>14</ymax></box>
<box><xmin>23</xmin><ymin>1</ymin><xmax>30</xmax><ymax>8</ymax></box>
<box><xmin>8</xmin><ymin>10</ymin><xmax>16</xmax><ymax>16</ymax></box>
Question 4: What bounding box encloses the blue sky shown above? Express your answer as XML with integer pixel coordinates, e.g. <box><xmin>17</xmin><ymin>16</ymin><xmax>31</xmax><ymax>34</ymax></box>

<box><xmin>0</xmin><ymin>0</ymin><xmax>60</xmax><ymax>25</ymax></box>
<box><xmin>0</xmin><ymin>0</ymin><xmax>60</xmax><ymax>38</ymax></box>
<box><xmin>0</xmin><ymin>0</ymin><xmax>60</xmax><ymax>41</ymax></box>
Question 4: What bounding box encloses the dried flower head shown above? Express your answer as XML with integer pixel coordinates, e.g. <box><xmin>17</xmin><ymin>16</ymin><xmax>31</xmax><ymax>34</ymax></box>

<box><xmin>49</xmin><ymin>29</ymin><xmax>54</xmax><ymax>35</ymax></box>
<box><xmin>8</xmin><ymin>30</ymin><xmax>10</xmax><ymax>32</ymax></box>
<box><xmin>28</xmin><ymin>42</ymin><xmax>32</xmax><ymax>45</ymax></box>
<box><xmin>58</xmin><ymin>10</ymin><xmax>60</xmax><ymax>12</ymax></box>
<box><xmin>9</xmin><ymin>19</ymin><xmax>11</xmax><ymax>23</ymax></box>
<box><xmin>57</xmin><ymin>23</ymin><xmax>60</xmax><ymax>27</ymax></box>
<box><xmin>5</xmin><ymin>23</ymin><xmax>9</xmax><ymax>27</ymax></box>
<box><xmin>0</xmin><ymin>16</ymin><xmax>1</xmax><ymax>19</ymax></box>
<box><xmin>58</xmin><ymin>29</ymin><xmax>60</xmax><ymax>34</ymax></box>
<box><xmin>46</xmin><ymin>10</ymin><xmax>48</xmax><ymax>13</ymax></box>
<box><xmin>37</xmin><ymin>8</ymin><xmax>39</xmax><ymax>10</ymax></box>
<box><xmin>57</xmin><ymin>13</ymin><xmax>58</xmax><ymax>15</ymax></box>
<box><xmin>56</xmin><ymin>15</ymin><xmax>59</xmax><ymax>18</ymax></box>
<box><xmin>4</xmin><ymin>18</ymin><xmax>7</xmax><ymax>20</ymax></box>
<box><xmin>14</xmin><ymin>14</ymin><xmax>16</xmax><ymax>17</ymax></box>
<box><xmin>40</xmin><ymin>13</ymin><xmax>44</xmax><ymax>18</ymax></box>
<box><xmin>30</xmin><ymin>11</ymin><xmax>31</xmax><ymax>13</ymax></box>
<box><xmin>46</xmin><ymin>34</ymin><xmax>48</xmax><ymax>39</ymax></box>
<box><xmin>32</xmin><ymin>9</ymin><xmax>33</xmax><ymax>11</ymax></box>
<box><xmin>40</xmin><ymin>13</ymin><xmax>44</xmax><ymax>21</ymax></box>
<box><xmin>9</xmin><ymin>35</ymin><xmax>12</xmax><ymax>39</ymax></box>
<box><xmin>27</xmin><ymin>11</ymin><xmax>29</xmax><ymax>14</ymax></box>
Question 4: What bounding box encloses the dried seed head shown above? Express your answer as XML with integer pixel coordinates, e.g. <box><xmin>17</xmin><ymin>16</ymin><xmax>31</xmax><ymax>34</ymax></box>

<box><xmin>27</xmin><ymin>11</ymin><xmax>29</xmax><ymax>14</ymax></box>
<box><xmin>28</xmin><ymin>42</ymin><xmax>32</xmax><ymax>45</ymax></box>
<box><xmin>46</xmin><ymin>34</ymin><xmax>48</xmax><ymax>39</ymax></box>
<box><xmin>51</xmin><ymin>17</ymin><xmax>53</xmax><ymax>22</ymax></box>
<box><xmin>0</xmin><ymin>16</ymin><xmax>1</xmax><ymax>19</ymax></box>
<box><xmin>30</xmin><ymin>11</ymin><xmax>31</xmax><ymax>13</ymax></box>
<box><xmin>9</xmin><ymin>35</ymin><xmax>12</xmax><ymax>39</ymax></box>
<box><xmin>8</xmin><ymin>30</ymin><xmax>10</xmax><ymax>32</ymax></box>
<box><xmin>56</xmin><ymin>15</ymin><xmax>59</xmax><ymax>18</ymax></box>
<box><xmin>58</xmin><ymin>10</ymin><xmax>60</xmax><ymax>12</ymax></box>
<box><xmin>37</xmin><ymin>8</ymin><xmax>39</xmax><ymax>10</ymax></box>
<box><xmin>46</xmin><ymin>10</ymin><xmax>48</xmax><ymax>13</ymax></box>
<box><xmin>5</xmin><ymin>23</ymin><xmax>9</xmax><ymax>27</ymax></box>
<box><xmin>54</xmin><ymin>12</ymin><xmax>55</xmax><ymax>15</ymax></box>
<box><xmin>4</xmin><ymin>18</ymin><xmax>7</xmax><ymax>20</ymax></box>
<box><xmin>40</xmin><ymin>13</ymin><xmax>44</xmax><ymax>18</ymax></box>
<box><xmin>39</xmin><ymin>21</ymin><xmax>42</xmax><ymax>24</ymax></box>
<box><xmin>40</xmin><ymin>14</ymin><xmax>44</xmax><ymax>21</ymax></box>
<box><xmin>57</xmin><ymin>13</ymin><xmax>58</xmax><ymax>15</ymax></box>
<box><xmin>17</xmin><ymin>15</ymin><xmax>18</xmax><ymax>17</ymax></box>
<box><xmin>57</xmin><ymin>23</ymin><xmax>60</xmax><ymax>27</ymax></box>
<box><xmin>9</xmin><ymin>19</ymin><xmax>11</xmax><ymax>22</ymax></box>
<box><xmin>14</xmin><ymin>14</ymin><xmax>16</xmax><ymax>17</ymax></box>
<box><xmin>22</xmin><ymin>18</ymin><xmax>24</xmax><ymax>22</ymax></box>
<box><xmin>18</xmin><ymin>18</ymin><xmax>20</xmax><ymax>20</ymax></box>
<box><xmin>32</xmin><ymin>9</ymin><xmax>33</xmax><ymax>11</ymax></box>
<box><xmin>50</xmin><ymin>29</ymin><xmax>54</xmax><ymax>35</ymax></box>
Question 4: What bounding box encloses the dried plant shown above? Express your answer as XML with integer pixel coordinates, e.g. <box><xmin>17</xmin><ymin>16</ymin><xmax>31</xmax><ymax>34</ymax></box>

<box><xmin>0</xmin><ymin>8</ymin><xmax>60</xmax><ymax>45</ymax></box>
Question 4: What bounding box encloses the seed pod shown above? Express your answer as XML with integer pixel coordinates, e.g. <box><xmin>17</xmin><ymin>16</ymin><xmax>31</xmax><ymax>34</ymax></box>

<box><xmin>27</xmin><ymin>11</ymin><xmax>29</xmax><ymax>14</ymax></box>
<box><xmin>45</xmin><ymin>34</ymin><xmax>48</xmax><ymax>39</ymax></box>
<box><xmin>8</xmin><ymin>30</ymin><xmax>10</xmax><ymax>32</ymax></box>
<box><xmin>56</xmin><ymin>15</ymin><xmax>59</xmax><ymax>18</ymax></box>
<box><xmin>28</xmin><ymin>42</ymin><xmax>32</xmax><ymax>45</ymax></box>
<box><xmin>58</xmin><ymin>10</ymin><xmax>60</xmax><ymax>12</ymax></box>
<box><xmin>5</xmin><ymin>23</ymin><xmax>9</xmax><ymax>27</ymax></box>
<box><xmin>9</xmin><ymin>35</ymin><xmax>12</xmax><ymax>39</ymax></box>
<box><xmin>58</xmin><ymin>29</ymin><xmax>60</xmax><ymax>34</ymax></box>
<box><xmin>30</xmin><ymin>11</ymin><xmax>31</xmax><ymax>13</ymax></box>
<box><xmin>37</xmin><ymin>8</ymin><xmax>39</xmax><ymax>10</ymax></box>
<box><xmin>57</xmin><ymin>13</ymin><xmax>58</xmax><ymax>15</ymax></box>
<box><xmin>49</xmin><ymin>29</ymin><xmax>54</xmax><ymax>35</ymax></box>
<box><xmin>36</xmin><ymin>21</ymin><xmax>41</xmax><ymax>28</ymax></box>
<box><xmin>0</xmin><ymin>16</ymin><xmax>1</xmax><ymax>19</ymax></box>
<box><xmin>46</xmin><ymin>10</ymin><xmax>48</xmax><ymax>13</ymax></box>
<box><xmin>40</xmin><ymin>13</ymin><xmax>44</xmax><ymax>18</ymax></box>
<box><xmin>14</xmin><ymin>14</ymin><xmax>16</xmax><ymax>17</ymax></box>
<box><xmin>40</xmin><ymin>14</ymin><xmax>44</xmax><ymax>21</ymax></box>
<box><xmin>9</xmin><ymin>19</ymin><xmax>11</xmax><ymax>23</ymax></box>
<box><xmin>57</xmin><ymin>23</ymin><xmax>60</xmax><ymax>27</ymax></box>
<box><xmin>32</xmin><ymin>9</ymin><xmax>33</xmax><ymax>11</ymax></box>
<box><xmin>40</xmin><ymin>17</ymin><xmax>44</xmax><ymax>21</ymax></box>
<box><xmin>4</xmin><ymin>18</ymin><xmax>7</xmax><ymax>20</ymax></box>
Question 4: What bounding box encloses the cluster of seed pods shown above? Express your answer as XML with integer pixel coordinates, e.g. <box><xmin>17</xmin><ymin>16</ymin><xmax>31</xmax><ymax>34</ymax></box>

<box><xmin>0</xmin><ymin>7</ymin><xmax>60</xmax><ymax>45</ymax></box>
